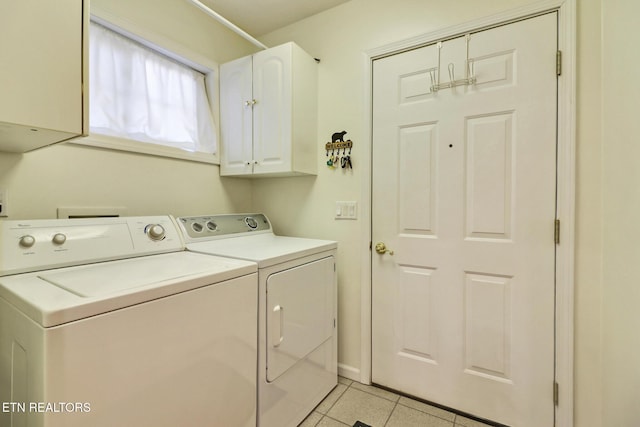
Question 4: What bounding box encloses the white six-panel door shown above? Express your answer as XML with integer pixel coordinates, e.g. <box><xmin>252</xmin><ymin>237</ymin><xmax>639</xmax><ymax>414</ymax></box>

<box><xmin>372</xmin><ymin>13</ymin><xmax>558</xmax><ymax>426</ymax></box>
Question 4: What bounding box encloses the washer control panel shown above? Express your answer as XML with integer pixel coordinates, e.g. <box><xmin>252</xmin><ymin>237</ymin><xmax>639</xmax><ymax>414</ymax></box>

<box><xmin>177</xmin><ymin>214</ymin><xmax>271</xmax><ymax>241</ymax></box>
<box><xmin>0</xmin><ymin>216</ymin><xmax>184</xmax><ymax>276</ymax></box>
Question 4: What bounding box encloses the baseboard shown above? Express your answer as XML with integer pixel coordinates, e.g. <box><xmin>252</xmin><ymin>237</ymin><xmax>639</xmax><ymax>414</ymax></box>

<box><xmin>338</xmin><ymin>363</ymin><xmax>361</xmax><ymax>382</ymax></box>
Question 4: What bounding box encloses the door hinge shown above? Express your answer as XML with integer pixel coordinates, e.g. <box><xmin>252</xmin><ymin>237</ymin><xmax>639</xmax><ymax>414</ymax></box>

<box><xmin>553</xmin><ymin>381</ymin><xmax>559</xmax><ymax>406</ymax></box>
<box><xmin>554</xmin><ymin>219</ymin><xmax>560</xmax><ymax>244</ymax></box>
<box><xmin>556</xmin><ymin>50</ymin><xmax>562</xmax><ymax>76</ymax></box>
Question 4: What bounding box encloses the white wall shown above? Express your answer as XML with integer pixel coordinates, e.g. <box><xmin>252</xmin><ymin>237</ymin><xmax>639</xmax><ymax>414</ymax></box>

<box><xmin>601</xmin><ymin>1</ymin><xmax>640</xmax><ymax>425</ymax></box>
<box><xmin>0</xmin><ymin>0</ymin><xmax>257</xmax><ymax>220</ymax></box>
<box><xmin>0</xmin><ymin>144</ymin><xmax>252</xmax><ymax>218</ymax></box>
<box><xmin>574</xmin><ymin>1</ymin><xmax>603</xmax><ymax>425</ymax></box>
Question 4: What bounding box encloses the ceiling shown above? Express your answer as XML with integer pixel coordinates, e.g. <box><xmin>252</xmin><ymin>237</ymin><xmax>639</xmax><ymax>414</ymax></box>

<box><xmin>198</xmin><ymin>0</ymin><xmax>351</xmax><ymax>36</ymax></box>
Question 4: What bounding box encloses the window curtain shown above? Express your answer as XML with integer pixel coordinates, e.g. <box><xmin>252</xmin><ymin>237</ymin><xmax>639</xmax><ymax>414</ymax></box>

<box><xmin>89</xmin><ymin>22</ymin><xmax>217</xmax><ymax>154</ymax></box>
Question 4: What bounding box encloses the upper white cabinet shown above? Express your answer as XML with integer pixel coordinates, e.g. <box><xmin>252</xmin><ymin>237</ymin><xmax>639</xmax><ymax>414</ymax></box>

<box><xmin>0</xmin><ymin>0</ymin><xmax>88</xmax><ymax>153</ymax></box>
<box><xmin>220</xmin><ymin>42</ymin><xmax>318</xmax><ymax>177</ymax></box>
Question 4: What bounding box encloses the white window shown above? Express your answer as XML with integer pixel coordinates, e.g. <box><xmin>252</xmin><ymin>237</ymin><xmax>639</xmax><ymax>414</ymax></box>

<box><xmin>84</xmin><ymin>21</ymin><xmax>219</xmax><ymax>163</ymax></box>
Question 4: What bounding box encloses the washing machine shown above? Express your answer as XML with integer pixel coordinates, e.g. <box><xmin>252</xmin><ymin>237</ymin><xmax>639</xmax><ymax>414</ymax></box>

<box><xmin>177</xmin><ymin>214</ymin><xmax>337</xmax><ymax>427</ymax></box>
<box><xmin>0</xmin><ymin>216</ymin><xmax>258</xmax><ymax>427</ymax></box>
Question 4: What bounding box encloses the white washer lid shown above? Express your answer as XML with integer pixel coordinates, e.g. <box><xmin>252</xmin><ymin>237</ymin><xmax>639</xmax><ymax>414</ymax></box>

<box><xmin>39</xmin><ymin>252</ymin><xmax>238</xmax><ymax>297</ymax></box>
<box><xmin>0</xmin><ymin>252</ymin><xmax>256</xmax><ymax>327</ymax></box>
<box><xmin>185</xmin><ymin>233</ymin><xmax>337</xmax><ymax>268</ymax></box>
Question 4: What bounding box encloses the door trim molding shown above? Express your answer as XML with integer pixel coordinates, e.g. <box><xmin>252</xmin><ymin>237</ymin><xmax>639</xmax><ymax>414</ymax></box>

<box><xmin>361</xmin><ymin>1</ymin><xmax>576</xmax><ymax>425</ymax></box>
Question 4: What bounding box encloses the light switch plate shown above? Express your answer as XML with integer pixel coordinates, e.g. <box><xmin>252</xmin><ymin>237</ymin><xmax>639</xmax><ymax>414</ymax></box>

<box><xmin>335</xmin><ymin>201</ymin><xmax>357</xmax><ymax>220</ymax></box>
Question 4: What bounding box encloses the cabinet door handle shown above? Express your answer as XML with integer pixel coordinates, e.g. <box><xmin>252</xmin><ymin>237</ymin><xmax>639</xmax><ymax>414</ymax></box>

<box><xmin>272</xmin><ymin>305</ymin><xmax>284</xmax><ymax>348</ymax></box>
<box><xmin>244</xmin><ymin>99</ymin><xmax>257</xmax><ymax>107</ymax></box>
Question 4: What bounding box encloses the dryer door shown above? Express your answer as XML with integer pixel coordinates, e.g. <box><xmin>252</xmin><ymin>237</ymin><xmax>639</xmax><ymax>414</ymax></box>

<box><xmin>266</xmin><ymin>256</ymin><xmax>334</xmax><ymax>382</ymax></box>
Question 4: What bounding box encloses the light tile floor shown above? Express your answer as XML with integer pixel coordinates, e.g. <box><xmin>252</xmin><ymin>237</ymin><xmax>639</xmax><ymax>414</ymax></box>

<box><xmin>298</xmin><ymin>377</ymin><xmax>495</xmax><ymax>427</ymax></box>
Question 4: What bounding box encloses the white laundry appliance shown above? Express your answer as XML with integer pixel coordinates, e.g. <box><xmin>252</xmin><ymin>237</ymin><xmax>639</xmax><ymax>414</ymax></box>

<box><xmin>176</xmin><ymin>214</ymin><xmax>337</xmax><ymax>427</ymax></box>
<box><xmin>0</xmin><ymin>216</ymin><xmax>258</xmax><ymax>427</ymax></box>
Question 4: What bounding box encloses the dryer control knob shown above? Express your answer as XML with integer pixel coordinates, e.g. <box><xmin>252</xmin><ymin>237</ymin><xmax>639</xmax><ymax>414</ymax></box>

<box><xmin>52</xmin><ymin>233</ymin><xmax>67</xmax><ymax>245</ymax></box>
<box><xmin>19</xmin><ymin>235</ymin><xmax>36</xmax><ymax>248</ymax></box>
<box><xmin>245</xmin><ymin>217</ymin><xmax>258</xmax><ymax>229</ymax></box>
<box><xmin>146</xmin><ymin>224</ymin><xmax>166</xmax><ymax>241</ymax></box>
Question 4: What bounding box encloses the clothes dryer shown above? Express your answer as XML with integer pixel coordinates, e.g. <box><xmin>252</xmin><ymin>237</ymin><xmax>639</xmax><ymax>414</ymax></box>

<box><xmin>0</xmin><ymin>216</ymin><xmax>258</xmax><ymax>427</ymax></box>
<box><xmin>177</xmin><ymin>214</ymin><xmax>337</xmax><ymax>427</ymax></box>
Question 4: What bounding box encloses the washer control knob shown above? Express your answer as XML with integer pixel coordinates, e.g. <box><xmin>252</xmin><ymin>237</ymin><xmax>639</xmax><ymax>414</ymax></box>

<box><xmin>206</xmin><ymin>221</ymin><xmax>218</xmax><ymax>232</ymax></box>
<box><xmin>19</xmin><ymin>235</ymin><xmax>36</xmax><ymax>248</ymax></box>
<box><xmin>192</xmin><ymin>222</ymin><xmax>204</xmax><ymax>233</ymax></box>
<box><xmin>245</xmin><ymin>217</ymin><xmax>258</xmax><ymax>229</ymax></box>
<box><xmin>146</xmin><ymin>224</ymin><xmax>166</xmax><ymax>241</ymax></box>
<box><xmin>52</xmin><ymin>233</ymin><xmax>67</xmax><ymax>245</ymax></box>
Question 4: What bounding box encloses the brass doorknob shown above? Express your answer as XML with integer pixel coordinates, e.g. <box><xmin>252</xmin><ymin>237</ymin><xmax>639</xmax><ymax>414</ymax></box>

<box><xmin>375</xmin><ymin>242</ymin><xmax>394</xmax><ymax>255</ymax></box>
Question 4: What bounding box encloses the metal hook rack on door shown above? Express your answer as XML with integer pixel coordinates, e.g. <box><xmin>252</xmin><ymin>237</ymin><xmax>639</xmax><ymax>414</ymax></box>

<box><xmin>429</xmin><ymin>34</ymin><xmax>477</xmax><ymax>92</ymax></box>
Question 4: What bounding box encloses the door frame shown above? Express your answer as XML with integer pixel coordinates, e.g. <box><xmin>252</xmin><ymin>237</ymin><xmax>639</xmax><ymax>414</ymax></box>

<box><xmin>360</xmin><ymin>0</ymin><xmax>576</xmax><ymax>425</ymax></box>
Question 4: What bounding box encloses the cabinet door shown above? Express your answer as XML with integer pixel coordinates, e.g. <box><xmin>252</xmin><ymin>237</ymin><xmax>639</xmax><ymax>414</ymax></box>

<box><xmin>220</xmin><ymin>56</ymin><xmax>254</xmax><ymax>176</ymax></box>
<box><xmin>252</xmin><ymin>43</ymin><xmax>292</xmax><ymax>175</ymax></box>
<box><xmin>0</xmin><ymin>0</ymin><xmax>86</xmax><ymax>152</ymax></box>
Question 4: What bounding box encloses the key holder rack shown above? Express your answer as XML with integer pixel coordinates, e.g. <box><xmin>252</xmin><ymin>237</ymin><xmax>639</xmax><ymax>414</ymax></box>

<box><xmin>429</xmin><ymin>34</ymin><xmax>476</xmax><ymax>92</ymax></box>
<box><xmin>325</xmin><ymin>131</ymin><xmax>353</xmax><ymax>170</ymax></box>
<box><xmin>325</xmin><ymin>140</ymin><xmax>353</xmax><ymax>153</ymax></box>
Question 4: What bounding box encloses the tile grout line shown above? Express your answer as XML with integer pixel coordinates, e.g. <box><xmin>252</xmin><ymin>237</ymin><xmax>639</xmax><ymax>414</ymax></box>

<box><xmin>352</xmin><ymin>385</ymin><xmax>459</xmax><ymax>425</ymax></box>
<box><xmin>317</xmin><ymin>380</ymin><xmax>353</xmax><ymax>427</ymax></box>
<box><xmin>314</xmin><ymin>378</ymin><xmax>493</xmax><ymax>427</ymax></box>
<box><xmin>323</xmin><ymin>414</ymin><xmax>352</xmax><ymax>427</ymax></box>
<box><xmin>382</xmin><ymin>399</ymin><xmax>399</xmax><ymax>427</ymax></box>
<box><xmin>348</xmin><ymin>383</ymin><xmax>398</xmax><ymax>427</ymax></box>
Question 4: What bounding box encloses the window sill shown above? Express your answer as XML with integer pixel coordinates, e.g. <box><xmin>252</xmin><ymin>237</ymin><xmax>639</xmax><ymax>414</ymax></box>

<box><xmin>68</xmin><ymin>133</ymin><xmax>220</xmax><ymax>165</ymax></box>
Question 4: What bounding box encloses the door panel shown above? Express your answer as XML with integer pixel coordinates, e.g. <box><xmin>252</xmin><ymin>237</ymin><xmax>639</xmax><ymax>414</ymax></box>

<box><xmin>398</xmin><ymin>124</ymin><xmax>438</xmax><ymax>233</ymax></box>
<box><xmin>220</xmin><ymin>55</ymin><xmax>253</xmax><ymax>175</ymax></box>
<box><xmin>464</xmin><ymin>272</ymin><xmax>512</xmax><ymax>381</ymax></box>
<box><xmin>372</xmin><ymin>13</ymin><xmax>558</xmax><ymax>426</ymax></box>
<box><xmin>465</xmin><ymin>112</ymin><xmax>514</xmax><ymax>239</ymax></box>
<box><xmin>266</xmin><ymin>256</ymin><xmax>334</xmax><ymax>382</ymax></box>
<box><xmin>253</xmin><ymin>44</ymin><xmax>292</xmax><ymax>173</ymax></box>
<box><xmin>397</xmin><ymin>266</ymin><xmax>437</xmax><ymax>362</ymax></box>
